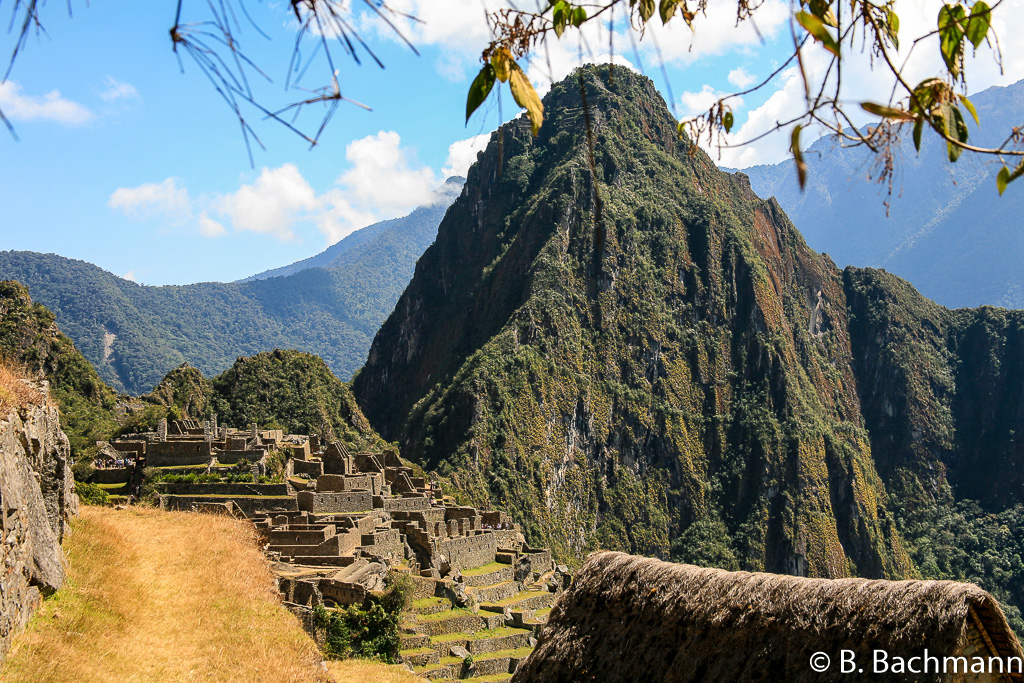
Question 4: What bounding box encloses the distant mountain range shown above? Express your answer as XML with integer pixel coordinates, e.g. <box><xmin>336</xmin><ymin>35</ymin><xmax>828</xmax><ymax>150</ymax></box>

<box><xmin>738</xmin><ymin>79</ymin><xmax>1024</xmax><ymax>309</ymax></box>
<box><xmin>0</xmin><ymin>177</ymin><xmax>463</xmax><ymax>395</ymax></box>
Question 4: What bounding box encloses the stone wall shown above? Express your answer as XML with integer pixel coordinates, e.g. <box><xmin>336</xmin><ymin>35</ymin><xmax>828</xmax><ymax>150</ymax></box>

<box><xmin>436</xmin><ymin>533</ymin><xmax>498</xmax><ymax>572</ymax></box>
<box><xmin>160</xmin><ymin>494</ymin><xmax>296</xmax><ymax>517</ymax></box>
<box><xmin>156</xmin><ymin>482</ymin><xmax>289</xmax><ymax>496</ymax></box>
<box><xmin>297</xmin><ymin>491</ymin><xmax>373</xmax><ymax>514</ymax></box>
<box><xmin>377</xmin><ymin>495</ymin><xmax>430</xmax><ymax>512</ymax></box>
<box><xmin>317</xmin><ymin>474</ymin><xmax>377</xmax><ymax>493</ymax></box>
<box><xmin>215</xmin><ymin>449</ymin><xmax>266</xmax><ymax>465</ymax></box>
<box><xmin>0</xmin><ymin>396</ymin><xmax>76</xmax><ymax>663</ymax></box>
<box><xmin>320</xmin><ymin>580</ymin><xmax>368</xmax><ymax>607</ymax></box>
<box><xmin>289</xmin><ymin>459</ymin><xmax>323</xmax><ymax>478</ymax></box>
<box><xmin>147</xmin><ymin>440</ymin><xmax>212</xmax><ymax>466</ymax></box>
<box><xmin>110</xmin><ymin>440</ymin><xmax>145</xmax><ymax>456</ymax></box>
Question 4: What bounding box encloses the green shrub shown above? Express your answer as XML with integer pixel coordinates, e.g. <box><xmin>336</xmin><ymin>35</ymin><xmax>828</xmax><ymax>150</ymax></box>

<box><xmin>75</xmin><ymin>481</ymin><xmax>109</xmax><ymax>506</ymax></box>
<box><xmin>311</xmin><ymin>573</ymin><xmax>412</xmax><ymax>663</ymax></box>
<box><xmin>71</xmin><ymin>460</ymin><xmax>96</xmax><ymax>483</ymax></box>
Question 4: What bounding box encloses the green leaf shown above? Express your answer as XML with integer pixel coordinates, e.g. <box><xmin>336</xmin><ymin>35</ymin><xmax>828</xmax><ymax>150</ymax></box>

<box><xmin>938</xmin><ymin>4</ymin><xmax>967</xmax><ymax>77</ymax></box>
<box><xmin>659</xmin><ymin>0</ymin><xmax>679</xmax><ymax>24</ymax></box>
<box><xmin>951</xmin><ymin>105</ymin><xmax>968</xmax><ymax>142</ymax></box>
<box><xmin>860</xmin><ymin>101</ymin><xmax>916</xmax><ymax>121</ymax></box>
<box><xmin>509</xmin><ymin>64</ymin><xmax>544</xmax><ymax>136</ymax></box>
<box><xmin>886</xmin><ymin>10</ymin><xmax>900</xmax><ymax>50</ymax></box>
<box><xmin>959</xmin><ymin>94</ymin><xmax>980</xmax><ymax>126</ymax></box>
<box><xmin>638</xmin><ymin>0</ymin><xmax>656</xmax><ymax>23</ymax></box>
<box><xmin>944</xmin><ymin>106</ymin><xmax>967</xmax><ymax>162</ymax></box>
<box><xmin>554</xmin><ymin>12</ymin><xmax>567</xmax><ymax>37</ymax></box>
<box><xmin>571</xmin><ymin>6</ymin><xmax>588</xmax><ymax>27</ymax></box>
<box><xmin>913</xmin><ymin>119</ymin><xmax>924</xmax><ymax>152</ymax></box>
<box><xmin>466</xmin><ymin>64</ymin><xmax>496</xmax><ymax>123</ymax></box>
<box><xmin>993</xmin><ymin>161</ymin><xmax>1024</xmax><ymax>196</ymax></box>
<box><xmin>966</xmin><ymin>1</ymin><xmax>991</xmax><ymax>48</ymax></box>
<box><xmin>723</xmin><ymin>111</ymin><xmax>734</xmax><ymax>133</ymax></box>
<box><xmin>997</xmin><ymin>167</ymin><xmax>1011</xmax><ymax>195</ymax></box>
<box><xmin>791</xmin><ymin>124</ymin><xmax>807</xmax><ymax>189</ymax></box>
<box><xmin>796</xmin><ymin>11</ymin><xmax>840</xmax><ymax>57</ymax></box>
<box><xmin>552</xmin><ymin>1</ymin><xmax>569</xmax><ymax>37</ymax></box>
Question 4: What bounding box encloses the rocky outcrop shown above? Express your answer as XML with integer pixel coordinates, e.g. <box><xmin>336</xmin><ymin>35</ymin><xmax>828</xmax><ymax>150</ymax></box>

<box><xmin>0</xmin><ymin>384</ymin><xmax>77</xmax><ymax>662</ymax></box>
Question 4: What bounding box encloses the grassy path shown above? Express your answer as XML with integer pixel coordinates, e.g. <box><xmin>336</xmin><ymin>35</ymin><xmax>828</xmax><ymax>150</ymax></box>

<box><xmin>1</xmin><ymin>506</ymin><xmax>421</xmax><ymax>683</ymax></box>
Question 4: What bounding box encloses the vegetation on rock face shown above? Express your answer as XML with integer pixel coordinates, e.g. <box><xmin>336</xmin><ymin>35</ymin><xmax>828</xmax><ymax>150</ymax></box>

<box><xmin>845</xmin><ymin>266</ymin><xmax>1024</xmax><ymax>634</ymax></box>
<box><xmin>0</xmin><ymin>281</ymin><xmax>117</xmax><ymax>459</ymax></box>
<box><xmin>143</xmin><ymin>364</ymin><xmax>214</xmax><ymax>418</ymax></box>
<box><xmin>354</xmin><ymin>66</ymin><xmax>911</xmax><ymax>578</ymax></box>
<box><xmin>0</xmin><ymin>192</ymin><xmax>456</xmax><ymax>395</ymax></box>
<box><xmin>354</xmin><ymin>65</ymin><xmax>1024</xmax><ymax>629</ymax></box>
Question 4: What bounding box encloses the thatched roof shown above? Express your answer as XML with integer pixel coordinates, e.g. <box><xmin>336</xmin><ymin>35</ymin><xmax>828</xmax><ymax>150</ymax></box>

<box><xmin>512</xmin><ymin>551</ymin><xmax>1024</xmax><ymax>682</ymax></box>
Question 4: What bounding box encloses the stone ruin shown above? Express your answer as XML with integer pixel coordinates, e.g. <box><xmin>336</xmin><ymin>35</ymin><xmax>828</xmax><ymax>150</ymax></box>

<box><xmin>100</xmin><ymin>421</ymin><xmax>568</xmax><ymax>681</ymax></box>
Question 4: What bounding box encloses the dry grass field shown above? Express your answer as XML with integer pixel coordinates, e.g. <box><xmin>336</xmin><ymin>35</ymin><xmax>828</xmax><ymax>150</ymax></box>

<box><xmin>0</xmin><ymin>506</ymin><xmax>422</xmax><ymax>683</ymax></box>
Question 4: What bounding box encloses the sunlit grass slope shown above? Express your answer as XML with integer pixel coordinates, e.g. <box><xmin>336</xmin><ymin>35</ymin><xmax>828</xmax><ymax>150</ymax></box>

<box><xmin>1</xmin><ymin>506</ymin><xmax>422</xmax><ymax>682</ymax></box>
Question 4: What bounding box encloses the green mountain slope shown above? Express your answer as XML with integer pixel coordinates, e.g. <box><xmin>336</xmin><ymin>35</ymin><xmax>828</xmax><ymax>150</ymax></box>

<box><xmin>0</xmin><ymin>280</ymin><xmax>117</xmax><ymax>458</ymax></box>
<box><xmin>0</xmin><ymin>188</ymin><xmax>458</xmax><ymax>395</ymax></box>
<box><xmin>354</xmin><ymin>66</ymin><xmax>911</xmax><ymax>579</ymax></box>
<box><xmin>353</xmin><ymin>66</ymin><xmax>1024</xmax><ymax>630</ymax></box>
<box><xmin>240</xmin><ymin>177</ymin><xmax>463</xmax><ymax>282</ymax></box>
<box><xmin>844</xmin><ymin>267</ymin><xmax>1024</xmax><ymax>629</ymax></box>
<box><xmin>738</xmin><ymin>79</ymin><xmax>1024</xmax><ymax>309</ymax></box>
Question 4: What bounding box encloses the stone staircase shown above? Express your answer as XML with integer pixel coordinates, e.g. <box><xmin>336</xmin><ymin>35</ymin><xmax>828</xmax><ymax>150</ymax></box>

<box><xmin>398</xmin><ymin>563</ymin><xmax>561</xmax><ymax>682</ymax></box>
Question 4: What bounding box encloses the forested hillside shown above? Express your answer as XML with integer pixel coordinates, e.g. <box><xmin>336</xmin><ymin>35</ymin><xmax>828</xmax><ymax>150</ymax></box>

<box><xmin>145</xmin><ymin>351</ymin><xmax>386</xmax><ymax>452</ymax></box>
<box><xmin>0</xmin><ymin>184</ymin><xmax>459</xmax><ymax>394</ymax></box>
<box><xmin>0</xmin><ymin>280</ymin><xmax>116</xmax><ymax>459</ymax></box>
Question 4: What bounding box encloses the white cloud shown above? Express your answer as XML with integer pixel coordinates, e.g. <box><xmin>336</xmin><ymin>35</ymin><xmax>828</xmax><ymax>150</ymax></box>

<box><xmin>109</xmin><ymin>178</ymin><xmax>191</xmax><ymax>219</ymax></box>
<box><xmin>313</xmin><ymin>191</ymin><xmax>378</xmax><ymax>245</ymax></box>
<box><xmin>216</xmin><ymin>164</ymin><xmax>318</xmax><ymax>241</ymax></box>
<box><xmin>679</xmin><ymin>84</ymin><xmax>743</xmax><ymax>119</ymax></box>
<box><xmin>338</xmin><ymin>131</ymin><xmax>440</xmax><ymax>216</ymax></box>
<box><xmin>99</xmin><ymin>77</ymin><xmax>139</xmax><ymax>102</ymax></box>
<box><xmin>198</xmin><ymin>213</ymin><xmax>227</xmax><ymax>237</ymax></box>
<box><xmin>728</xmin><ymin>67</ymin><xmax>757</xmax><ymax>89</ymax></box>
<box><xmin>443</xmin><ymin>132</ymin><xmax>491</xmax><ymax>178</ymax></box>
<box><xmin>636</xmin><ymin>1</ymin><xmax>789</xmax><ymax>66</ymax></box>
<box><xmin>110</xmin><ymin>131</ymin><xmax>462</xmax><ymax>245</ymax></box>
<box><xmin>0</xmin><ymin>81</ymin><xmax>93</xmax><ymax>125</ymax></box>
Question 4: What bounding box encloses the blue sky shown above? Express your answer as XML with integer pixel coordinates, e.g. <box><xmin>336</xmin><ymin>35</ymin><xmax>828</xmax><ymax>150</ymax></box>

<box><xmin>2</xmin><ymin>0</ymin><xmax>1022</xmax><ymax>285</ymax></box>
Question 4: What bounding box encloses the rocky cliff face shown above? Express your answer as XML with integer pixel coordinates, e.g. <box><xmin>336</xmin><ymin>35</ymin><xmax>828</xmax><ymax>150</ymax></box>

<box><xmin>353</xmin><ymin>65</ymin><xmax>1024</xmax><ymax>630</ymax></box>
<box><xmin>0</xmin><ymin>388</ymin><xmax>77</xmax><ymax>662</ymax></box>
<box><xmin>353</xmin><ymin>66</ymin><xmax>911</xmax><ymax>579</ymax></box>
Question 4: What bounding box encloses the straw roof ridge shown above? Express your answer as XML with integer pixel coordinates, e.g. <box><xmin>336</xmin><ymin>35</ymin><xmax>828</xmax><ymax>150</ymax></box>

<box><xmin>513</xmin><ymin>551</ymin><xmax>1024</xmax><ymax>683</ymax></box>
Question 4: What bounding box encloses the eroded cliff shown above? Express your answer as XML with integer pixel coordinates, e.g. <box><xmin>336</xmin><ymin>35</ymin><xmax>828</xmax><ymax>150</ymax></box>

<box><xmin>0</xmin><ymin>385</ymin><xmax>77</xmax><ymax>662</ymax></box>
